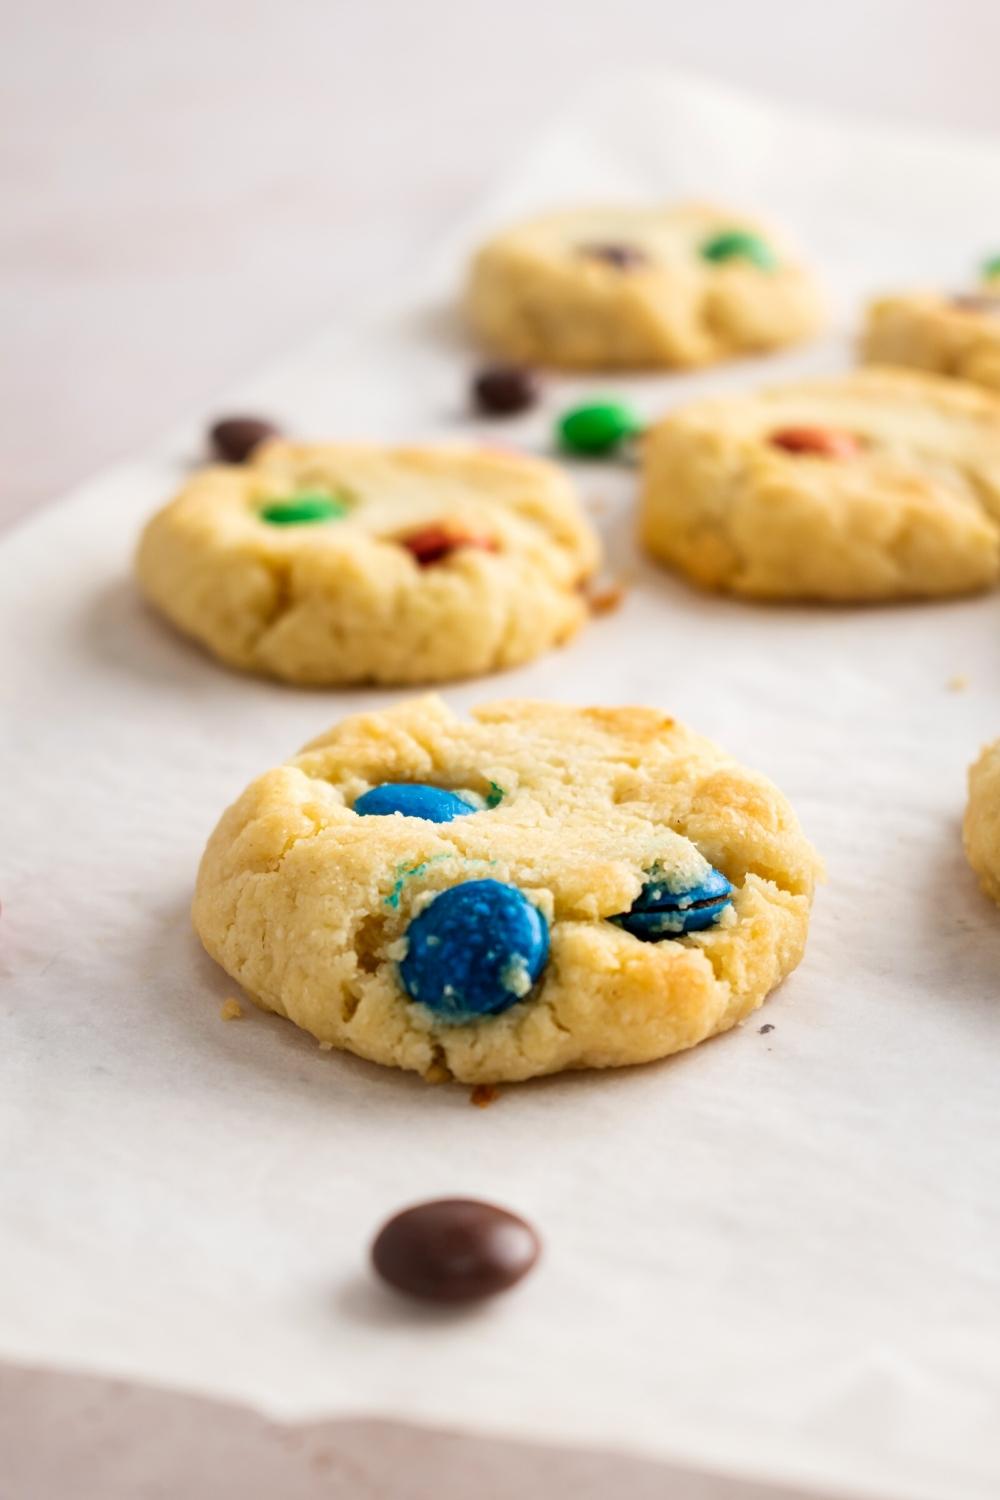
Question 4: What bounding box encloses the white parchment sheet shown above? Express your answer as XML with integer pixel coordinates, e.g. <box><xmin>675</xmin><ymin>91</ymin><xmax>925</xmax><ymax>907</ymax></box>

<box><xmin>4</xmin><ymin>71</ymin><xmax>1000</xmax><ymax>1500</ymax></box>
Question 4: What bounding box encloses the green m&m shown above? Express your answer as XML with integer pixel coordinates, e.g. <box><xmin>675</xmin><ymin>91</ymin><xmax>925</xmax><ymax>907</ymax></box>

<box><xmin>700</xmin><ymin>229</ymin><xmax>777</xmax><ymax>270</ymax></box>
<box><xmin>258</xmin><ymin>492</ymin><xmax>349</xmax><ymax>525</ymax></box>
<box><xmin>557</xmin><ymin>400</ymin><xmax>643</xmax><ymax>457</ymax></box>
<box><xmin>981</xmin><ymin>253</ymin><xmax>1000</xmax><ymax>283</ymax></box>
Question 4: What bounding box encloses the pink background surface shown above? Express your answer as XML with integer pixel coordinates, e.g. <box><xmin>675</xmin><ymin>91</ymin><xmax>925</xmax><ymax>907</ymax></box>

<box><xmin>5</xmin><ymin>0</ymin><xmax>1000</xmax><ymax>530</ymax></box>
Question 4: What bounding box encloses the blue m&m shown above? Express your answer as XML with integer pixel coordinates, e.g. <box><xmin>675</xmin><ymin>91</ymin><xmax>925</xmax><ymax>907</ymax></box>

<box><xmin>399</xmin><ymin>880</ymin><xmax>549</xmax><ymax>1020</ymax></box>
<box><xmin>613</xmin><ymin>866</ymin><xmax>733</xmax><ymax>941</ymax></box>
<box><xmin>354</xmin><ymin>783</ymin><xmax>477</xmax><ymax>823</ymax></box>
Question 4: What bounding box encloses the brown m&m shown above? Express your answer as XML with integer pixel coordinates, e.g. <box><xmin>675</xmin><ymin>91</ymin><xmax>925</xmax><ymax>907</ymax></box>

<box><xmin>209</xmin><ymin>415</ymin><xmax>282</xmax><ymax>464</ymax></box>
<box><xmin>471</xmin><ymin>364</ymin><xmax>540</xmax><ymax>417</ymax></box>
<box><xmin>577</xmin><ymin>242</ymin><xmax>647</xmax><ymax>270</ymax></box>
<box><xmin>371</xmin><ymin>1198</ymin><xmax>540</xmax><ymax>1304</ymax></box>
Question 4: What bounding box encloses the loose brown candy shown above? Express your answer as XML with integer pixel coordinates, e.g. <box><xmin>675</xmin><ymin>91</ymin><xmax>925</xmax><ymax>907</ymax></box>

<box><xmin>471</xmin><ymin>364</ymin><xmax>540</xmax><ymax>416</ymax></box>
<box><xmin>209</xmin><ymin>415</ymin><xmax>281</xmax><ymax>463</ymax></box>
<box><xmin>371</xmin><ymin>1198</ymin><xmax>540</xmax><ymax>1304</ymax></box>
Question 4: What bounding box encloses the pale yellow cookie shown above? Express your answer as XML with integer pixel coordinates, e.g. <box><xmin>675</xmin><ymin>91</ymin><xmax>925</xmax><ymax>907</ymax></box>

<box><xmin>964</xmin><ymin>740</ymin><xmax>1000</xmax><ymax>907</ymax></box>
<box><xmin>466</xmin><ymin>202</ymin><xmax>825</xmax><ymax>370</ymax></box>
<box><xmin>193</xmin><ymin>696</ymin><xmax>821</xmax><ymax>1085</ymax></box>
<box><xmin>862</xmin><ymin>292</ymin><xmax>1000</xmax><ymax>392</ymax></box>
<box><xmin>639</xmin><ymin>367</ymin><xmax>1000</xmax><ymax>601</ymax></box>
<box><xmin>136</xmin><ymin>442</ymin><xmax>599</xmax><ymax>685</ymax></box>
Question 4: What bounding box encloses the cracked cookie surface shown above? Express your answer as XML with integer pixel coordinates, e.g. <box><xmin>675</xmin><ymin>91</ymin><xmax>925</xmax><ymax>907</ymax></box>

<box><xmin>862</xmin><ymin>292</ymin><xmax>1000</xmax><ymax>393</ymax></box>
<box><xmin>193</xmin><ymin>696</ymin><xmax>821</xmax><ymax>1084</ymax></box>
<box><xmin>466</xmin><ymin>202</ymin><xmax>824</xmax><ymax>370</ymax></box>
<box><xmin>964</xmin><ymin>740</ymin><xmax>1000</xmax><ymax>908</ymax></box>
<box><xmin>639</xmin><ymin>367</ymin><xmax>1000</xmax><ymax>601</ymax></box>
<box><xmin>135</xmin><ymin>442</ymin><xmax>599</xmax><ymax>684</ymax></box>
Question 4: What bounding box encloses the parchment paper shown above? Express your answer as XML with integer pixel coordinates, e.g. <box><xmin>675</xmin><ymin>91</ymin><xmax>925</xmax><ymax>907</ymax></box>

<box><xmin>4</xmin><ymin>70</ymin><xmax>1000</xmax><ymax>1500</ymax></box>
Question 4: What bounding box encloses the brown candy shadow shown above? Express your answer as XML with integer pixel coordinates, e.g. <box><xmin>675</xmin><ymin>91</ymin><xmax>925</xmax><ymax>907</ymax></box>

<box><xmin>334</xmin><ymin>1272</ymin><xmax>498</xmax><ymax>1329</ymax></box>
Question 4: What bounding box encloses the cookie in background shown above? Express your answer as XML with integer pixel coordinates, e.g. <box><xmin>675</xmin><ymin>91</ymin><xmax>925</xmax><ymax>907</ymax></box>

<box><xmin>466</xmin><ymin>201</ymin><xmax>825</xmax><ymax>370</ymax></box>
<box><xmin>861</xmin><ymin>254</ymin><xmax>1000</xmax><ymax>391</ymax></box>
<box><xmin>136</xmin><ymin>439</ymin><xmax>600</xmax><ymax>685</ymax></box>
<box><xmin>638</xmin><ymin>367</ymin><xmax>1000</xmax><ymax>602</ymax></box>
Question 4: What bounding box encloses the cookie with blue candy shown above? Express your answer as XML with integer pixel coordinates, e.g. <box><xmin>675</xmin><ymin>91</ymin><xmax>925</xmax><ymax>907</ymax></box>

<box><xmin>194</xmin><ymin>697</ymin><xmax>821</xmax><ymax>1084</ymax></box>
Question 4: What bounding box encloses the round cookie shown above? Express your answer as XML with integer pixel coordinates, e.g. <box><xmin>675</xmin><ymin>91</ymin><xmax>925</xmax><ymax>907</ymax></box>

<box><xmin>638</xmin><ymin>367</ymin><xmax>1000</xmax><ymax>602</ymax></box>
<box><xmin>136</xmin><ymin>442</ymin><xmax>600</xmax><ymax>685</ymax></box>
<box><xmin>466</xmin><ymin>202</ymin><xmax>825</xmax><ymax>371</ymax></box>
<box><xmin>964</xmin><ymin>740</ymin><xmax>1000</xmax><ymax>907</ymax></box>
<box><xmin>862</xmin><ymin>291</ymin><xmax>1000</xmax><ymax>392</ymax></box>
<box><xmin>193</xmin><ymin>696</ymin><xmax>821</xmax><ymax>1084</ymax></box>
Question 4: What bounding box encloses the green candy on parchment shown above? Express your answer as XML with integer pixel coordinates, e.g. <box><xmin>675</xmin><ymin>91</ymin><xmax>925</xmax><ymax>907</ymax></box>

<box><xmin>557</xmin><ymin>401</ymin><xmax>643</xmax><ymax>457</ymax></box>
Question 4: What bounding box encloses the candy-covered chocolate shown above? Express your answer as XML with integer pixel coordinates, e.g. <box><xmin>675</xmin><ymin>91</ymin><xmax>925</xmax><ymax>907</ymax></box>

<box><xmin>700</xmin><ymin>229</ymin><xmax>777</xmax><ymax>270</ymax></box>
<box><xmin>577</xmin><ymin>242</ymin><xmax>647</xmax><ymax>270</ymax></box>
<box><xmin>371</xmin><ymin>1198</ymin><xmax>541</xmax><ymax>1303</ymax></box>
<box><xmin>398</xmin><ymin>523</ymin><xmax>498</xmax><ymax>566</ymax></box>
<box><xmin>210</xmin><ymin>415</ymin><xmax>281</xmax><ymax>464</ymax></box>
<box><xmin>769</xmin><ymin>426</ymin><xmax>860</xmax><ymax>459</ymax></box>
<box><xmin>258</xmin><ymin>492</ymin><xmax>348</xmax><ymax>525</ymax></box>
<box><xmin>471</xmin><ymin>364</ymin><xmax>540</xmax><ymax>416</ymax></box>
<box><xmin>399</xmin><ymin>879</ymin><xmax>549</xmax><ymax>1019</ymax></box>
<box><xmin>613</xmin><ymin>866</ymin><xmax>733</xmax><ymax>940</ymax></box>
<box><xmin>558</xmin><ymin>400</ymin><xmax>642</xmax><ymax>457</ymax></box>
<box><xmin>354</xmin><ymin>783</ymin><xmax>477</xmax><ymax>823</ymax></box>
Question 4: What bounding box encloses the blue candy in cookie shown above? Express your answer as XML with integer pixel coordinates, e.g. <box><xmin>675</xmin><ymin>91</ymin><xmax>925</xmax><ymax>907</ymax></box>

<box><xmin>354</xmin><ymin>783</ymin><xmax>477</xmax><ymax>823</ymax></box>
<box><xmin>399</xmin><ymin>879</ymin><xmax>549</xmax><ymax>1020</ymax></box>
<box><xmin>613</xmin><ymin>866</ymin><xmax>733</xmax><ymax>941</ymax></box>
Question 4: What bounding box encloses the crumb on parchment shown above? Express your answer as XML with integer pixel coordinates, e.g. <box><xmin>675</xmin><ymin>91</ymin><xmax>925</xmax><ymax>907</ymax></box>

<box><xmin>470</xmin><ymin>1084</ymin><xmax>501</xmax><ymax>1108</ymax></box>
<box><xmin>947</xmin><ymin>674</ymin><xmax>969</xmax><ymax>692</ymax></box>
<box><xmin>220</xmin><ymin>998</ymin><xmax>244</xmax><ymax>1021</ymax></box>
<box><xmin>587</xmin><ymin>580</ymin><xmax>628</xmax><ymax>616</ymax></box>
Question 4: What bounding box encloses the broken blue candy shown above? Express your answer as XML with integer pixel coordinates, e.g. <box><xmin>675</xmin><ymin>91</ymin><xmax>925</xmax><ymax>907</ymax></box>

<box><xmin>354</xmin><ymin>783</ymin><xmax>476</xmax><ymax>823</ymax></box>
<box><xmin>612</xmin><ymin>866</ymin><xmax>733</xmax><ymax>940</ymax></box>
<box><xmin>399</xmin><ymin>879</ymin><xmax>549</xmax><ymax>1020</ymax></box>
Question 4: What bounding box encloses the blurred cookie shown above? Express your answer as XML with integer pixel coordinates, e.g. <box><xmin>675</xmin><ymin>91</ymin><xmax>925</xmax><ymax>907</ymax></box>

<box><xmin>466</xmin><ymin>202</ymin><xmax>824</xmax><ymax>370</ymax></box>
<box><xmin>136</xmin><ymin>441</ymin><xmax>599</xmax><ymax>685</ymax></box>
<box><xmin>862</xmin><ymin>291</ymin><xmax>1000</xmax><ymax>392</ymax></box>
<box><xmin>639</xmin><ymin>367</ymin><xmax>1000</xmax><ymax>601</ymax></box>
<box><xmin>193</xmin><ymin>696</ymin><xmax>820</xmax><ymax>1083</ymax></box>
<box><xmin>964</xmin><ymin>740</ymin><xmax>1000</xmax><ymax>907</ymax></box>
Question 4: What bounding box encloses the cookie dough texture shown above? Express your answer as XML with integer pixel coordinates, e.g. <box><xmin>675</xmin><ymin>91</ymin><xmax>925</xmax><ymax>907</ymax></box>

<box><xmin>862</xmin><ymin>292</ymin><xmax>1000</xmax><ymax>392</ymax></box>
<box><xmin>135</xmin><ymin>442</ymin><xmax>600</xmax><ymax>685</ymax></box>
<box><xmin>639</xmin><ymin>367</ymin><xmax>1000</xmax><ymax>601</ymax></box>
<box><xmin>964</xmin><ymin>740</ymin><xmax>1000</xmax><ymax>907</ymax></box>
<box><xmin>193</xmin><ymin>697</ymin><xmax>821</xmax><ymax>1084</ymax></box>
<box><xmin>466</xmin><ymin>202</ymin><xmax>825</xmax><ymax>370</ymax></box>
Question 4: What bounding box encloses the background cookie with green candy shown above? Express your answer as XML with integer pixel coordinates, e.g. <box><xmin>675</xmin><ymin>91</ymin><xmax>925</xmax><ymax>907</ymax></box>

<box><xmin>193</xmin><ymin>696</ymin><xmax>821</xmax><ymax>1085</ymax></box>
<box><xmin>638</xmin><ymin>366</ymin><xmax>1000</xmax><ymax>601</ymax></box>
<box><xmin>465</xmin><ymin>201</ymin><xmax>825</xmax><ymax>370</ymax></box>
<box><xmin>136</xmin><ymin>439</ymin><xmax>600</xmax><ymax>685</ymax></box>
